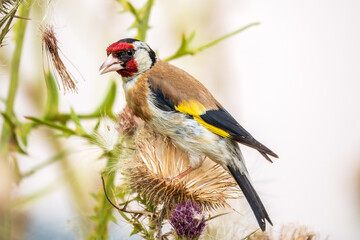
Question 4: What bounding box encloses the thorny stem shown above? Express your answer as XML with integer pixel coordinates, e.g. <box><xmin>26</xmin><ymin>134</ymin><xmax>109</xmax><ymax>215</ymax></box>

<box><xmin>137</xmin><ymin>0</ymin><xmax>153</xmax><ymax>42</ymax></box>
<box><xmin>89</xmin><ymin>158</ymin><xmax>117</xmax><ymax>240</ymax></box>
<box><xmin>0</xmin><ymin>2</ymin><xmax>33</xmax><ymax>239</ymax></box>
<box><xmin>196</xmin><ymin>22</ymin><xmax>260</xmax><ymax>52</ymax></box>
<box><xmin>156</xmin><ymin>207</ymin><xmax>167</xmax><ymax>239</ymax></box>
<box><xmin>43</xmin><ymin>72</ymin><xmax>59</xmax><ymax>119</ymax></box>
<box><xmin>0</xmin><ymin>0</ymin><xmax>33</xmax><ymax>155</ymax></box>
<box><xmin>148</xmin><ymin>217</ymin><xmax>157</xmax><ymax>240</ymax></box>
<box><xmin>21</xmin><ymin>150</ymin><xmax>68</xmax><ymax>178</ymax></box>
<box><xmin>164</xmin><ymin>22</ymin><xmax>260</xmax><ymax>62</ymax></box>
<box><xmin>52</xmin><ymin>112</ymin><xmax>116</xmax><ymax>123</ymax></box>
<box><xmin>0</xmin><ymin>0</ymin><xmax>24</xmax><ymax>47</ymax></box>
<box><xmin>101</xmin><ymin>176</ymin><xmax>153</xmax><ymax>217</ymax></box>
<box><xmin>89</xmin><ymin>136</ymin><xmax>131</xmax><ymax>240</ymax></box>
<box><xmin>92</xmin><ymin>137</ymin><xmax>157</xmax><ymax>240</ymax></box>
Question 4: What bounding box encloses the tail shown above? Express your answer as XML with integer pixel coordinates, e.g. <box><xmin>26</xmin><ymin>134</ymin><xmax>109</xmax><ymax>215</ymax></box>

<box><xmin>228</xmin><ymin>165</ymin><xmax>272</xmax><ymax>231</ymax></box>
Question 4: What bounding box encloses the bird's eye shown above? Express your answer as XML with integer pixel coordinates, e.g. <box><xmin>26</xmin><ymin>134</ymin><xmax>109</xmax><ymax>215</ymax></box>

<box><xmin>127</xmin><ymin>49</ymin><xmax>133</xmax><ymax>56</ymax></box>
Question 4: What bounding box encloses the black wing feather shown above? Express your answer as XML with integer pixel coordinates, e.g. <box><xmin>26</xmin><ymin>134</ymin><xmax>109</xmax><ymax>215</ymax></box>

<box><xmin>148</xmin><ymin>83</ymin><xmax>175</xmax><ymax>112</ymax></box>
<box><xmin>200</xmin><ymin>108</ymin><xmax>278</xmax><ymax>160</ymax></box>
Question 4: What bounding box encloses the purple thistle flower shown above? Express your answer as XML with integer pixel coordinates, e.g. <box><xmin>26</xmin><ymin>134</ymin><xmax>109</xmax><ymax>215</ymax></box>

<box><xmin>170</xmin><ymin>201</ymin><xmax>206</xmax><ymax>239</ymax></box>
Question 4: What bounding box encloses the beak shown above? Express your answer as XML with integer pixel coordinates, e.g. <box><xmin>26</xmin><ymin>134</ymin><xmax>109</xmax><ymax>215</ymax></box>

<box><xmin>99</xmin><ymin>54</ymin><xmax>124</xmax><ymax>75</ymax></box>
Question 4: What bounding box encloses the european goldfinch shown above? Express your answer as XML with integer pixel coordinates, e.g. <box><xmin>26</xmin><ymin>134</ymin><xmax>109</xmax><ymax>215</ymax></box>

<box><xmin>100</xmin><ymin>38</ymin><xmax>278</xmax><ymax>231</ymax></box>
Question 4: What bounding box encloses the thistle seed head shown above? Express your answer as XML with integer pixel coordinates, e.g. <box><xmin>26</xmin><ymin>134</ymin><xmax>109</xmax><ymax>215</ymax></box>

<box><xmin>124</xmin><ymin>125</ymin><xmax>240</xmax><ymax>215</ymax></box>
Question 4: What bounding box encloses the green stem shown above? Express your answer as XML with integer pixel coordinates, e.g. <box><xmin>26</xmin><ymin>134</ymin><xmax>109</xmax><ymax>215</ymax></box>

<box><xmin>147</xmin><ymin>215</ymin><xmax>157</xmax><ymax>240</ymax></box>
<box><xmin>0</xmin><ymin>1</ymin><xmax>32</xmax><ymax>154</ymax></box>
<box><xmin>89</xmin><ymin>157</ymin><xmax>118</xmax><ymax>240</ymax></box>
<box><xmin>164</xmin><ymin>22</ymin><xmax>260</xmax><ymax>62</ymax></box>
<box><xmin>0</xmin><ymin>2</ymin><xmax>33</xmax><ymax>239</ymax></box>
<box><xmin>89</xmin><ymin>136</ymin><xmax>134</xmax><ymax>239</ymax></box>
<box><xmin>0</xmin><ymin>0</ymin><xmax>23</xmax><ymax>46</ymax></box>
<box><xmin>43</xmin><ymin>72</ymin><xmax>59</xmax><ymax>119</ymax></box>
<box><xmin>47</xmin><ymin>112</ymin><xmax>115</xmax><ymax>124</ymax></box>
<box><xmin>196</xmin><ymin>22</ymin><xmax>260</xmax><ymax>52</ymax></box>
<box><xmin>21</xmin><ymin>150</ymin><xmax>68</xmax><ymax>178</ymax></box>
<box><xmin>137</xmin><ymin>0</ymin><xmax>154</xmax><ymax>42</ymax></box>
<box><xmin>11</xmin><ymin>178</ymin><xmax>62</xmax><ymax>208</ymax></box>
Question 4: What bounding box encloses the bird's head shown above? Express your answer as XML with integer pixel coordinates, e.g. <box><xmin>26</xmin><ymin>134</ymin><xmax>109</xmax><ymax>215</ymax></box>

<box><xmin>99</xmin><ymin>38</ymin><xmax>156</xmax><ymax>79</ymax></box>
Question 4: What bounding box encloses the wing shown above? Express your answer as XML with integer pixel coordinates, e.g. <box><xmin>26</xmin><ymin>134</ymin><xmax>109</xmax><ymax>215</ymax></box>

<box><xmin>147</xmin><ymin>60</ymin><xmax>278</xmax><ymax>161</ymax></box>
<box><xmin>199</xmin><ymin>108</ymin><xmax>279</xmax><ymax>161</ymax></box>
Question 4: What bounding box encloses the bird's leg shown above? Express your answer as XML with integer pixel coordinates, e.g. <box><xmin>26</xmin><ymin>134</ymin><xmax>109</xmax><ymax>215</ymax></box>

<box><xmin>172</xmin><ymin>167</ymin><xmax>195</xmax><ymax>181</ymax></box>
<box><xmin>171</xmin><ymin>154</ymin><xmax>205</xmax><ymax>182</ymax></box>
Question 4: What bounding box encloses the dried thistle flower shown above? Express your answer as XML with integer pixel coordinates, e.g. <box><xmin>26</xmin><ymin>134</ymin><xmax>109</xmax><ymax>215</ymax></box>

<box><xmin>278</xmin><ymin>224</ymin><xmax>319</xmax><ymax>240</ymax></box>
<box><xmin>248</xmin><ymin>231</ymin><xmax>271</xmax><ymax>240</ymax></box>
<box><xmin>124</xmin><ymin>125</ymin><xmax>240</xmax><ymax>215</ymax></box>
<box><xmin>116</xmin><ymin>106</ymin><xmax>141</xmax><ymax>136</ymax></box>
<box><xmin>40</xmin><ymin>24</ymin><xmax>78</xmax><ymax>93</ymax></box>
<box><xmin>170</xmin><ymin>201</ymin><xmax>206</xmax><ymax>240</ymax></box>
<box><xmin>247</xmin><ymin>224</ymin><xmax>320</xmax><ymax>240</ymax></box>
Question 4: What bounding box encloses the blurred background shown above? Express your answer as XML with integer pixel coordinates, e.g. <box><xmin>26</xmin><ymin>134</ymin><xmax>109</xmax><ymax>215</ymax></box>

<box><xmin>1</xmin><ymin>0</ymin><xmax>360</xmax><ymax>239</ymax></box>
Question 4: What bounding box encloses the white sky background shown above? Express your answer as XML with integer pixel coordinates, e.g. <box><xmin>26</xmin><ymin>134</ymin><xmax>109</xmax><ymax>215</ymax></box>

<box><xmin>1</xmin><ymin>0</ymin><xmax>360</xmax><ymax>239</ymax></box>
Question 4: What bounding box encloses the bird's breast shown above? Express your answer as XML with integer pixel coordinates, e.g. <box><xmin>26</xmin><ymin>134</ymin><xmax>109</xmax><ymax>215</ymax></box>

<box><xmin>123</xmin><ymin>75</ymin><xmax>153</xmax><ymax>122</ymax></box>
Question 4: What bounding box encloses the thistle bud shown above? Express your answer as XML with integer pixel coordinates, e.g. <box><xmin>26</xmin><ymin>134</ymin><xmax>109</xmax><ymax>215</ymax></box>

<box><xmin>116</xmin><ymin>106</ymin><xmax>139</xmax><ymax>136</ymax></box>
<box><xmin>170</xmin><ymin>201</ymin><xmax>206</xmax><ymax>240</ymax></box>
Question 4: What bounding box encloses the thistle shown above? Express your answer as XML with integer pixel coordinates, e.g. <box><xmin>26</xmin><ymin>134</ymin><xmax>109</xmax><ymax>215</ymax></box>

<box><xmin>40</xmin><ymin>24</ymin><xmax>78</xmax><ymax>93</ymax></box>
<box><xmin>170</xmin><ymin>201</ymin><xmax>206</xmax><ymax>240</ymax></box>
<box><xmin>116</xmin><ymin>106</ymin><xmax>141</xmax><ymax>136</ymax></box>
<box><xmin>122</xmin><ymin>123</ymin><xmax>241</xmax><ymax>215</ymax></box>
<box><xmin>277</xmin><ymin>224</ymin><xmax>319</xmax><ymax>240</ymax></box>
<box><xmin>247</xmin><ymin>224</ymin><xmax>320</xmax><ymax>240</ymax></box>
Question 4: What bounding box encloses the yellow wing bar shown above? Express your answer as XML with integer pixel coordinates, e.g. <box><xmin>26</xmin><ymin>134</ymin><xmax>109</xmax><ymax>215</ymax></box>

<box><xmin>175</xmin><ymin>100</ymin><xmax>231</xmax><ymax>139</ymax></box>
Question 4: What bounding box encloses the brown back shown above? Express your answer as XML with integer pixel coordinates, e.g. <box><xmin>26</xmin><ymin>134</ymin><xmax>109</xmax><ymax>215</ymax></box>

<box><xmin>147</xmin><ymin>60</ymin><xmax>222</xmax><ymax>110</ymax></box>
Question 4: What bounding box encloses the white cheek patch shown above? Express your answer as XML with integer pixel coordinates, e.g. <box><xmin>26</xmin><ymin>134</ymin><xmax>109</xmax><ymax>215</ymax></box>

<box><xmin>132</xmin><ymin>41</ymin><xmax>153</xmax><ymax>74</ymax></box>
<box><xmin>134</xmin><ymin>48</ymin><xmax>152</xmax><ymax>73</ymax></box>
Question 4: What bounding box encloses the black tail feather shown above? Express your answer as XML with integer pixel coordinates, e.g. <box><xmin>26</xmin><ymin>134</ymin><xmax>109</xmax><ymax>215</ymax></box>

<box><xmin>228</xmin><ymin>165</ymin><xmax>272</xmax><ymax>231</ymax></box>
<box><xmin>259</xmin><ymin>151</ymin><xmax>273</xmax><ymax>163</ymax></box>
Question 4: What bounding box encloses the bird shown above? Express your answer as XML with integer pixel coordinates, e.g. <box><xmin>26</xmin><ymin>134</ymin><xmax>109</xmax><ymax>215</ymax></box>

<box><xmin>99</xmin><ymin>38</ymin><xmax>278</xmax><ymax>231</ymax></box>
